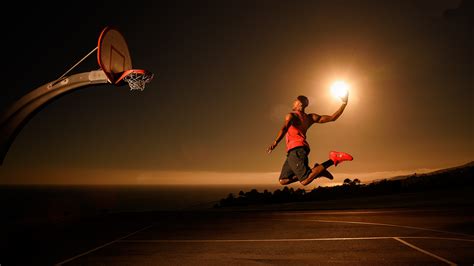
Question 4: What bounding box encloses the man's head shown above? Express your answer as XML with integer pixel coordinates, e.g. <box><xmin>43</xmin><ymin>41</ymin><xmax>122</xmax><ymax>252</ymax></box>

<box><xmin>293</xmin><ymin>95</ymin><xmax>309</xmax><ymax>111</ymax></box>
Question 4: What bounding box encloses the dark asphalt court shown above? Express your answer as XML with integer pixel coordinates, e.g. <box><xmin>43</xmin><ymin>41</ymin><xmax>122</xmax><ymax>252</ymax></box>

<box><xmin>3</xmin><ymin>207</ymin><xmax>474</xmax><ymax>265</ymax></box>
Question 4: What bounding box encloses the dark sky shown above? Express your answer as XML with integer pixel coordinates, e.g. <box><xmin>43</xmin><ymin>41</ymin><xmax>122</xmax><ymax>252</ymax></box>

<box><xmin>0</xmin><ymin>0</ymin><xmax>472</xmax><ymax>184</ymax></box>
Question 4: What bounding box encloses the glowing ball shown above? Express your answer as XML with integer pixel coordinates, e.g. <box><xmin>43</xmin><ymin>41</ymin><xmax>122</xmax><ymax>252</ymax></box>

<box><xmin>330</xmin><ymin>81</ymin><xmax>349</xmax><ymax>99</ymax></box>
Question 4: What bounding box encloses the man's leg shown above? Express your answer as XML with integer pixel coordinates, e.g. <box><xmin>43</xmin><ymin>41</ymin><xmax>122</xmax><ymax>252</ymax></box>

<box><xmin>286</xmin><ymin>147</ymin><xmax>315</xmax><ymax>184</ymax></box>
<box><xmin>300</xmin><ymin>160</ymin><xmax>334</xmax><ymax>186</ymax></box>
<box><xmin>279</xmin><ymin>157</ymin><xmax>299</xmax><ymax>185</ymax></box>
<box><xmin>280</xmin><ymin>176</ymin><xmax>299</xmax><ymax>185</ymax></box>
<box><xmin>300</xmin><ymin>151</ymin><xmax>353</xmax><ymax>186</ymax></box>
<box><xmin>313</xmin><ymin>163</ymin><xmax>334</xmax><ymax>180</ymax></box>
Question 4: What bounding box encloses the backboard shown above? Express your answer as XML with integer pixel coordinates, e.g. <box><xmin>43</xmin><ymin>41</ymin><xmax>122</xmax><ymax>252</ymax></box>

<box><xmin>97</xmin><ymin>26</ymin><xmax>132</xmax><ymax>84</ymax></box>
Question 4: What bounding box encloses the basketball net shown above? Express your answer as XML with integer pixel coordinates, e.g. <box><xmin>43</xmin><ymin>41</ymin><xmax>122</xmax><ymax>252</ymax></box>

<box><xmin>123</xmin><ymin>71</ymin><xmax>154</xmax><ymax>91</ymax></box>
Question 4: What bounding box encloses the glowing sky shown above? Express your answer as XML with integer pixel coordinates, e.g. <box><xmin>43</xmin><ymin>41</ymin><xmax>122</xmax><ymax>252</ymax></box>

<box><xmin>0</xmin><ymin>0</ymin><xmax>472</xmax><ymax>185</ymax></box>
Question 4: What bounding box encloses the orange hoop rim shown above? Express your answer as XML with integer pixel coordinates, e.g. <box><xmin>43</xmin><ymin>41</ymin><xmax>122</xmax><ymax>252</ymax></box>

<box><xmin>115</xmin><ymin>69</ymin><xmax>152</xmax><ymax>85</ymax></box>
<box><xmin>114</xmin><ymin>69</ymin><xmax>154</xmax><ymax>91</ymax></box>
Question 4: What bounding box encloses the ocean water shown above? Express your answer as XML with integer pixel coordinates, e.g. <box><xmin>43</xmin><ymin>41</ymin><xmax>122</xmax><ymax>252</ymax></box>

<box><xmin>0</xmin><ymin>184</ymin><xmax>281</xmax><ymax>225</ymax></box>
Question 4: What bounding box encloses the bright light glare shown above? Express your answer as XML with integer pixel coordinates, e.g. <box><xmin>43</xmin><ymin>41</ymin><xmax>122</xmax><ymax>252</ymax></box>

<box><xmin>331</xmin><ymin>81</ymin><xmax>349</xmax><ymax>98</ymax></box>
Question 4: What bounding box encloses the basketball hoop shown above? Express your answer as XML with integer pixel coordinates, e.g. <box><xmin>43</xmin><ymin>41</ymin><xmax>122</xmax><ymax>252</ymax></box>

<box><xmin>97</xmin><ymin>27</ymin><xmax>154</xmax><ymax>92</ymax></box>
<box><xmin>116</xmin><ymin>69</ymin><xmax>154</xmax><ymax>91</ymax></box>
<box><xmin>0</xmin><ymin>26</ymin><xmax>155</xmax><ymax>166</ymax></box>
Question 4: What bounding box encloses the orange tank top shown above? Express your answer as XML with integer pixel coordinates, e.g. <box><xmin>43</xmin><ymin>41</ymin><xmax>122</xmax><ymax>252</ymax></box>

<box><xmin>285</xmin><ymin>111</ymin><xmax>310</xmax><ymax>152</ymax></box>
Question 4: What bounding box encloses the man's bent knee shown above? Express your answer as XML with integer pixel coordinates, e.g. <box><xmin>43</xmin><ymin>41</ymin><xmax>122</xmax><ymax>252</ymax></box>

<box><xmin>280</xmin><ymin>178</ymin><xmax>297</xmax><ymax>185</ymax></box>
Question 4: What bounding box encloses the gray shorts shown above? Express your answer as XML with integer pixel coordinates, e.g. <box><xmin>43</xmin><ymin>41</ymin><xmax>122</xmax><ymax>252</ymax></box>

<box><xmin>279</xmin><ymin>146</ymin><xmax>311</xmax><ymax>182</ymax></box>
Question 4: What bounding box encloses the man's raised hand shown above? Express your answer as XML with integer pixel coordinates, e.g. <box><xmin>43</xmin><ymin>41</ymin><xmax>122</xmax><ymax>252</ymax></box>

<box><xmin>340</xmin><ymin>90</ymin><xmax>349</xmax><ymax>104</ymax></box>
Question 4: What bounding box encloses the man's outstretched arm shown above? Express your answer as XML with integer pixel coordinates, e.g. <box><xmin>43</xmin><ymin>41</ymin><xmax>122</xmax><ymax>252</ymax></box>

<box><xmin>267</xmin><ymin>113</ymin><xmax>293</xmax><ymax>154</ymax></box>
<box><xmin>313</xmin><ymin>92</ymin><xmax>349</xmax><ymax>123</ymax></box>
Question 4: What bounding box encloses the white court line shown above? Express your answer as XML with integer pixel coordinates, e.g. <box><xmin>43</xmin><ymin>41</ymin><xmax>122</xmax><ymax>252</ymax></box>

<box><xmin>119</xmin><ymin>236</ymin><xmax>474</xmax><ymax>243</ymax></box>
<box><xmin>402</xmin><ymin>236</ymin><xmax>474</xmax><ymax>242</ymax></box>
<box><xmin>55</xmin><ymin>224</ymin><xmax>154</xmax><ymax>266</ymax></box>
<box><xmin>275</xmin><ymin>210</ymin><xmax>440</xmax><ymax>215</ymax></box>
<box><xmin>277</xmin><ymin>219</ymin><xmax>474</xmax><ymax>237</ymax></box>
<box><xmin>393</xmin><ymin>237</ymin><xmax>457</xmax><ymax>266</ymax></box>
<box><xmin>120</xmin><ymin>236</ymin><xmax>392</xmax><ymax>242</ymax></box>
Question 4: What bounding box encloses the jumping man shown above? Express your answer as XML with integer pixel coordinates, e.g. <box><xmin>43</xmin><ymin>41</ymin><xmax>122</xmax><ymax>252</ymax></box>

<box><xmin>267</xmin><ymin>94</ymin><xmax>353</xmax><ymax>186</ymax></box>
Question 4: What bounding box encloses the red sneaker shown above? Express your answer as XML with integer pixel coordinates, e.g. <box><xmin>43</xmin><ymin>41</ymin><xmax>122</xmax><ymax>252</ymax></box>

<box><xmin>330</xmin><ymin>151</ymin><xmax>353</xmax><ymax>166</ymax></box>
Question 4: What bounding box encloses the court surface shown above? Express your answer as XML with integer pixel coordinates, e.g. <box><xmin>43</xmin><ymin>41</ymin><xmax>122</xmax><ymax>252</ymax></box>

<box><xmin>35</xmin><ymin>207</ymin><xmax>474</xmax><ymax>265</ymax></box>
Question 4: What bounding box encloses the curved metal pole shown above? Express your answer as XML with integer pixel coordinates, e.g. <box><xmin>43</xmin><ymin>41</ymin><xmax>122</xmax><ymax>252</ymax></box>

<box><xmin>0</xmin><ymin>70</ymin><xmax>109</xmax><ymax>165</ymax></box>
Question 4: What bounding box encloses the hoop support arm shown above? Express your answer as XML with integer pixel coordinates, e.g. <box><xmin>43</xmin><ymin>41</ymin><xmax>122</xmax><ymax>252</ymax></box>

<box><xmin>0</xmin><ymin>70</ymin><xmax>109</xmax><ymax>165</ymax></box>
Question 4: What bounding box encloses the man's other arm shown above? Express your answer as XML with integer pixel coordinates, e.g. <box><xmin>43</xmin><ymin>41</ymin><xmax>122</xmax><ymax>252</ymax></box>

<box><xmin>267</xmin><ymin>113</ymin><xmax>293</xmax><ymax>154</ymax></box>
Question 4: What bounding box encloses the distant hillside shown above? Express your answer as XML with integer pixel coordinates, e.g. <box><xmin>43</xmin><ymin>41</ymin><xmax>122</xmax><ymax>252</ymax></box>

<box><xmin>214</xmin><ymin>161</ymin><xmax>474</xmax><ymax>208</ymax></box>
<box><xmin>389</xmin><ymin>161</ymin><xmax>474</xmax><ymax>181</ymax></box>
